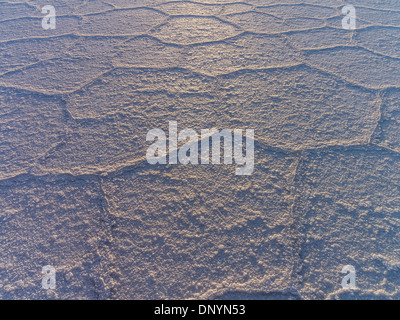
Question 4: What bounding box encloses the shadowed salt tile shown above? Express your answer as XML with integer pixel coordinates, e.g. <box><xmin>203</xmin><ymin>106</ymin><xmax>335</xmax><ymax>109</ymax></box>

<box><xmin>0</xmin><ymin>57</ymin><xmax>112</xmax><ymax>94</ymax></box>
<box><xmin>0</xmin><ymin>87</ymin><xmax>65</xmax><ymax>179</ymax></box>
<box><xmin>294</xmin><ymin>147</ymin><xmax>400</xmax><ymax>299</ymax></box>
<box><xmin>0</xmin><ymin>16</ymin><xmax>79</xmax><ymax>42</ymax></box>
<box><xmin>0</xmin><ymin>174</ymin><xmax>113</xmax><ymax>299</ymax></box>
<box><xmin>219</xmin><ymin>65</ymin><xmax>379</xmax><ymax>150</ymax></box>
<box><xmin>185</xmin><ymin>33</ymin><xmax>301</xmax><ymax>75</ymax></box>
<box><xmin>287</xmin><ymin>27</ymin><xmax>353</xmax><ymax>49</ymax></box>
<box><xmin>355</xmin><ymin>27</ymin><xmax>400</xmax><ymax>58</ymax></box>
<box><xmin>80</xmin><ymin>8</ymin><xmax>166</xmax><ymax>36</ymax></box>
<box><xmin>304</xmin><ymin>47</ymin><xmax>400</xmax><ymax>89</ymax></box>
<box><xmin>102</xmin><ymin>148</ymin><xmax>298</xmax><ymax>299</ymax></box>
<box><xmin>373</xmin><ymin>89</ymin><xmax>400</xmax><ymax>152</ymax></box>
<box><xmin>150</xmin><ymin>16</ymin><xmax>241</xmax><ymax>44</ymax></box>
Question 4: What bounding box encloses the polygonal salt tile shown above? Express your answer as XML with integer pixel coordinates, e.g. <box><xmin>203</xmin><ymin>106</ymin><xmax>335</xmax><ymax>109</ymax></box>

<box><xmin>156</xmin><ymin>2</ymin><xmax>222</xmax><ymax>16</ymax></box>
<box><xmin>351</xmin><ymin>0</ymin><xmax>400</xmax><ymax>10</ymax></box>
<box><xmin>102</xmin><ymin>146</ymin><xmax>298</xmax><ymax>299</ymax></box>
<box><xmin>219</xmin><ymin>65</ymin><xmax>379</xmax><ymax>150</ymax></box>
<box><xmin>0</xmin><ymin>2</ymin><xmax>37</xmax><ymax>21</ymax></box>
<box><xmin>66</xmin><ymin>36</ymin><xmax>128</xmax><ymax>63</ymax></box>
<box><xmin>220</xmin><ymin>3</ymin><xmax>253</xmax><ymax>15</ymax></box>
<box><xmin>0</xmin><ymin>87</ymin><xmax>65</xmax><ymax>179</ymax></box>
<box><xmin>281</xmin><ymin>17</ymin><xmax>325</xmax><ymax>32</ymax></box>
<box><xmin>31</xmin><ymin>0</ymin><xmax>106</xmax><ymax>15</ymax></box>
<box><xmin>112</xmin><ymin>36</ymin><xmax>185</xmax><ymax>69</ymax></box>
<box><xmin>355</xmin><ymin>27</ymin><xmax>400</xmax><ymax>58</ymax></box>
<box><xmin>256</xmin><ymin>4</ymin><xmax>336</xmax><ymax>20</ymax></box>
<box><xmin>249</xmin><ymin>0</ymin><xmax>339</xmax><ymax>5</ymax></box>
<box><xmin>80</xmin><ymin>8</ymin><xmax>166</xmax><ymax>36</ymax></box>
<box><xmin>185</xmin><ymin>33</ymin><xmax>301</xmax><ymax>75</ymax></box>
<box><xmin>38</xmin><ymin>115</ymin><xmax>150</xmax><ymax>175</ymax></box>
<box><xmin>226</xmin><ymin>12</ymin><xmax>284</xmax><ymax>33</ymax></box>
<box><xmin>0</xmin><ymin>36</ymin><xmax>77</xmax><ymax>75</ymax></box>
<box><xmin>73</xmin><ymin>2</ymin><xmax>115</xmax><ymax>14</ymax></box>
<box><xmin>0</xmin><ymin>174</ymin><xmax>113</xmax><ymax>299</ymax></box>
<box><xmin>373</xmin><ymin>89</ymin><xmax>400</xmax><ymax>152</ymax></box>
<box><xmin>195</xmin><ymin>0</ymin><xmax>243</xmax><ymax>4</ymax></box>
<box><xmin>287</xmin><ymin>27</ymin><xmax>353</xmax><ymax>49</ymax></box>
<box><xmin>43</xmin><ymin>68</ymin><xmax>224</xmax><ymax>174</ymax></box>
<box><xmin>106</xmin><ymin>0</ymin><xmax>166</xmax><ymax>8</ymax></box>
<box><xmin>294</xmin><ymin>147</ymin><xmax>400</xmax><ymax>299</ymax></box>
<box><xmin>66</xmin><ymin>68</ymin><xmax>219</xmax><ymax>119</ymax></box>
<box><xmin>150</xmin><ymin>16</ymin><xmax>241</xmax><ymax>45</ymax></box>
<box><xmin>304</xmin><ymin>47</ymin><xmax>400</xmax><ymax>89</ymax></box>
<box><xmin>0</xmin><ymin>57</ymin><xmax>112</xmax><ymax>94</ymax></box>
<box><xmin>356</xmin><ymin>7</ymin><xmax>400</xmax><ymax>27</ymax></box>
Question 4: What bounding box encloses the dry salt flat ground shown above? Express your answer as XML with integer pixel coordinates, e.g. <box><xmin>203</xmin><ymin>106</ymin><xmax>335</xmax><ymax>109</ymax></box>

<box><xmin>0</xmin><ymin>0</ymin><xmax>399</xmax><ymax>300</ymax></box>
